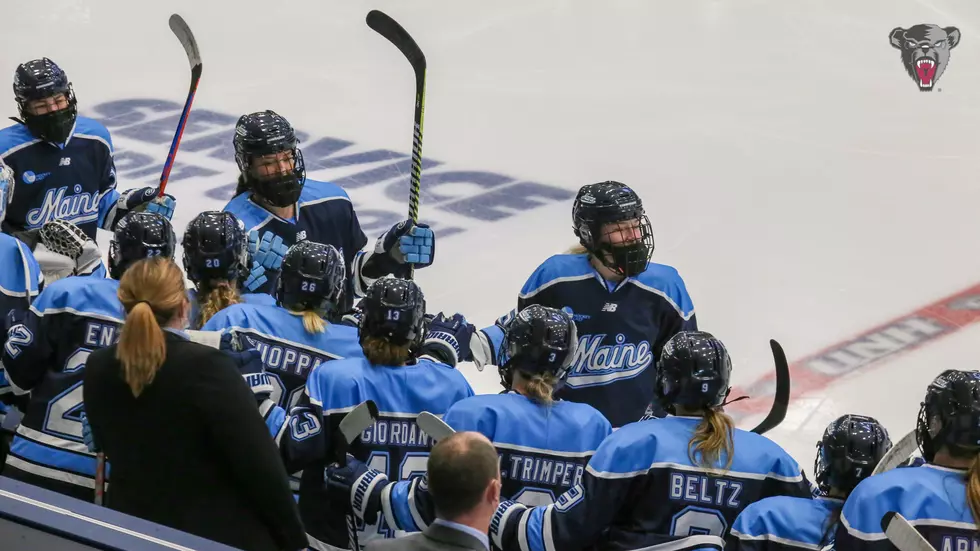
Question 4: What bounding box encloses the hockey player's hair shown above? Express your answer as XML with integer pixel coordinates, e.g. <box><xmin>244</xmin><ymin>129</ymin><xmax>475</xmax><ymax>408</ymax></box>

<box><xmin>967</xmin><ymin>453</ymin><xmax>980</xmax><ymax>526</ymax></box>
<box><xmin>116</xmin><ymin>257</ymin><xmax>187</xmax><ymax>397</ymax></box>
<box><xmin>514</xmin><ymin>371</ymin><xmax>558</xmax><ymax>405</ymax></box>
<box><xmin>290</xmin><ymin>309</ymin><xmax>326</xmax><ymax>334</ymax></box>
<box><xmin>361</xmin><ymin>336</ymin><xmax>412</xmax><ymax>367</ymax></box>
<box><xmin>196</xmin><ymin>280</ymin><xmax>242</xmax><ymax>328</ymax></box>
<box><xmin>234</xmin><ymin>174</ymin><xmax>250</xmax><ymax>197</ymax></box>
<box><xmin>566</xmin><ymin>244</ymin><xmax>588</xmax><ymax>255</ymax></box>
<box><xmin>688</xmin><ymin>406</ymin><xmax>735</xmax><ymax>473</ymax></box>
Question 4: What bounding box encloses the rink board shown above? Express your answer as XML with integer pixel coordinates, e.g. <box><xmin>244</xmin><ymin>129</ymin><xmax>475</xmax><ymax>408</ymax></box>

<box><xmin>0</xmin><ymin>476</ymin><xmax>240</xmax><ymax>551</ymax></box>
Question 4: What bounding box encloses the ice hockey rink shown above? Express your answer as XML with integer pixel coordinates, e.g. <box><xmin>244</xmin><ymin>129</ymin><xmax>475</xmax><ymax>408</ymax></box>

<box><xmin>4</xmin><ymin>0</ymin><xmax>980</xmax><ymax>467</ymax></box>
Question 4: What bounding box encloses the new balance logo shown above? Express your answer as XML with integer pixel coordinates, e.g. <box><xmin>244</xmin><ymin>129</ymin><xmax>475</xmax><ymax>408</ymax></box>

<box><xmin>601</xmin><ymin>303</ymin><xmax>618</xmax><ymax>313</ymax></box>
<box><xmin>59</xmin><ymin>157</ymin><xmax>71</xmax><ymax>166</ymax></box>
<box><xmin>296</xmin><ymin>230</ymin><xmax>307</xmax><ymax>241</ymax></box>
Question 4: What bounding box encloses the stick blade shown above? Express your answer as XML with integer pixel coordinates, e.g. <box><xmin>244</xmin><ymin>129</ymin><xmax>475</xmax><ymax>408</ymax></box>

<box><xmin>882</xmin><ymin>511</ymin><xmax>936</xmax><ymax>551</ymax></box>
<box><xmin>366</xmin><ymin>10</ymin><xmax>426</xmax><ymax>72</ymax></box>
<box><xmin>169</xmin><ymin>14</ymin><xmax>202</xmax><ymax>70</ymax></box>
<box><xmin>417</xmin><ymin>411</ymin><xmax>455</xmax><ymax>441</ymax></box>
<box><xmin>338</xmin><ymin>400</ymin><xmax>379</xmax><ymax>445</ymax></box>
<box><xmin>873</xmin><ymin>430</ymin><xmax>919</xmax><ymax>475</ymax></box>
<box><xmin>751</xmin><ymin>339</ymin><xmax>790</xmax><ymax>434</ymax></box>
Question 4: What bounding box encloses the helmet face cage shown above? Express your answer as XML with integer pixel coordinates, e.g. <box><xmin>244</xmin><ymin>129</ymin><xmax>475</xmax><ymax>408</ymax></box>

<box><xmin>573</xmin><ymin>182</ymin><xmax>655</xmax><ymax>278</ymax></box>
<box><xmin>359</xmin><ymin>279</ymin><xmax>427</xmax><ymax>350</ymax></box>
<box><xmin>915</xmin><ymin>370</ymin><xmax>980</xmax><ymax>462</ymax></box>
<box><xmin>276</xmin><ymin>242</ymin><xmax>346</xmax><ymax>314</ymax></box>
<box><xmin>496</xmin><ymin>306</ymin><xmax>579</xmax><ymax>391</ymax></box>
<box><xmin>655</xmin><ymin>331</ymin><xmax>732</xmax><ymax>412</ymax></box>
<box><xmin>813</xmin><ymin>414</ymin><xmax>891</xmax><ymax>494</ymax></box>
<box><xmin>182</xmin><ymin>212</ymin><xmax>250</xmax><ymax>287</ymax></box>
<box><xmin>14</xmin><ymin>58</ymin><xmax>77</xmax><ymax>145</ymax></box>
<box><xmin>108</xmin><ymin>213</ymin><xmax>177</xmax><ymax>280</ymax></box>
<box><xmin>233</xmin><ymin>111</ymin><xmax>306</xmax><ymax>208</ymax></box>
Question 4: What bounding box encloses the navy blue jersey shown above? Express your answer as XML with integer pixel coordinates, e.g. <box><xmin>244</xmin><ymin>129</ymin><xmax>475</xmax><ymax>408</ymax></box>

<box><xmin>201</xmin><ymin>302</ymin><xmax>363</xmax><ymax>410</ymax></box>
<box><xmin>490</xmin><ymin>415</ymin><xmax>812</xmax><ymax>551</ymax></box>
<box><xmin>2</xmin><ymin>276</ymin><xmax>123</xmax><ymax>500</ymax></box>
<box><xmin>379</xmin><ymin>392</ymin><xmax>612</xmax><ymax>535</ymax></box>
<box><xmin>0</xmin><ymin>233</ymin><xmax>42</xmax><ymax>427</ymax></box>
<box><xmin>223</xmin><ymin>179</ymin><xmax>368</xmax><ymax>303</ymax></box>
<box><xmin>186</xmin><ymin>288</ymin><xmax>276</xmax><ymax>329</ymax></box>
<box><xmin>0</xmin><ymin>118</ymin><xmax>119</xmax><ymax>240</ymax></box>
<box><xmin>836</xmin><ymin>464</ymin><xmax>979</xmax><ymax>551</ymax></box>
<box><xmin>286</xmin><ymin>356</ymin><xmax>474</xmax><ymax>549</ymax></box>
<box><xmin>486</xmin><ymin>253</ymin><xmax>697</xmax><ymax>427</ymax></box>
<box><xmin>729</xmin><ymin>496</ymin><xmax>842</xmax><ymax>551</ymax></box>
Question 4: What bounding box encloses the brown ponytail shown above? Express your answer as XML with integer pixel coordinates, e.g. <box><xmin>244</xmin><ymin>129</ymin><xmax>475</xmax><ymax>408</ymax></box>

<box><xmin>966</xmin><ymin>454</ymin><xmax>980</xmax><ymax>526</ymax></box>
<box><xmin>197</xmin><ymin>280</ymin><xmax>242</xmax><ymax>327</ymax></box>
<box><xmin>688</xmin><ymin>407</ymin><xmax>736</xmax><ymax>472</ymax></box>
<box><xmin>361</xmin><ymin>335</ymin><xmax>412</xmax><ymax>367</ymax></box>
<box><xmin>116</xmin><ymin>258</ymin><xmax>187</xmax><ymax>397</ymax></box>
<box><xmin>515</xmin><ymin>371</ymin><xmax>558</xmax><ymax>405</ymax></box>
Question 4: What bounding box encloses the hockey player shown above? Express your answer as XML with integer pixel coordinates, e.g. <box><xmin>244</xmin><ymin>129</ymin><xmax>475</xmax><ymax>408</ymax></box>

<box><xmin>223</xmin><ymin>110</ymin><xmax>434</xmax><ymax>304</ymax></box>
<box><xmin>470</xmin><ymin>181</ymin><xmax>696</xmax><ymax>427</ymax></box>
<box><xmin>835</xmin><ymin>370</ymin><xmax>980</xmax><ymax>551</ymax></box>
<box><xmin>181</xmin><ymin>211</ymin><xmax>276</xmax><ymax>328</ymax></box>
<box><xmin>280</xmin><ymin>277</ymin><xmax>474</xmax><ymax>550</ymax></box>
<box><xmin>728</xmin><ymin>414</ymin><xmax>891</xmax><ymax>551</ymax></box>
<box><xmin>0</xmin><ymin>58</ymin><xmax>175</xmax><ymax>246</ymax></box>
<box><xmin>202</xmin><ymin>240</ymin><xmax>364</xmax><ymax>413</ymax></box>
<box><xmin>0</xmin><ymin>211</ymin><xmax>176</xmax><ymax>500</ymax></box>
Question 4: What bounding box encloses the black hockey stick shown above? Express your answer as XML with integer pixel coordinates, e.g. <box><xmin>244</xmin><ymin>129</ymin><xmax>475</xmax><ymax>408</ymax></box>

<box><xmin>366</xmin><ymin>10</ymin><xmax>426</xmax><ymax>280</ymax></box>
<box><xmin>750</xmin><ymin>339</ymin><xmax>790</xmax><ymax>435</ymax></box>
<box><xmin>873</xmin><ymin>430</ymin><xmax>918</xmax><ymax>475</ymax></box>
<box><xmin>882</xmin><ymin>512</ymin><xmax>936</xmax><ymax>551</ymax></box>
<box><xmin>334</xmin><ymin>400</ymin><xmax>380</xmax><ymax>550</ymax></box>
<box><xmin>158</xmin><ymin>14</ymin><xmax>202</xmax><ymax>197</ymax></box>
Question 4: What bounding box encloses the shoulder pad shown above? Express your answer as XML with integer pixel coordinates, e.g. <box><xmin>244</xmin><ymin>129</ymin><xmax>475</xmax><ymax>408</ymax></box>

<box><xmin>519</xmin><ymin>254</ymin><xmax>595</xmax><ymax>300</ymax></box>
<box><xmin>0</xmin><ymin>123</ymin><xmax>39</xmax><ymax>158</ymax></box>
<box><xmin>31</xmin><ymin>276</ymin><xmax>123</xmax><ymax>322</ymax></box>
<box><xmin>628</xmin><ymin>262</ymin><xmax>695</xmax><ymax>320</ymax></box>
<box><xmin>223</xmin><ymin>193</ymin><xmax>274</xmax><ymax>232</ymax></box>
<box><xmin>72</xmin><ymin>117</ymin><xmax>113</xmax><ymax>152</ymax></box>
<box><xmin>299</xmin><ymin>179</ymin><xmax>351</xmax><ymax>205</ymax></box>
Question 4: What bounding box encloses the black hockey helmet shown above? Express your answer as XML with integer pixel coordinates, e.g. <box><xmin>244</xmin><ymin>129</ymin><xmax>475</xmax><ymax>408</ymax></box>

<box><xmin>814</xmin><ymin>414</ymin><xmax>891</xmax><ymax>494</ymax></box>
<box><xmin>655</xmin><ymin>331</ymin><xmax>732</xmax><ymax>412</ymax></box>
<box><xmin>13</xmin><ymin>58</ymin><xmax>77</xmax><ymax>145</ymax></box>
<box><xmin>108</xmin><ymin>212</ymin><xmax>177</xmax><ymax>280</ymax></box>
<box><xmin>497</xmin><ymin>305</ymin><xmax>578</xmax><ymax>392</ymax></box>
<box><xmin>233</xmin><ymin>110</ymin><xmax>306</xmax><ymax>207</ymax></box>
<box><xmin>276</xmin><ymin>241</ymin><xmax>345</xmax><ymax>315</ymax></box>
<box><xmin>915</xmin><ymin>369</ymin><xmax>980</xmax><ymax>462</ymax></box>
<box><xmin>182</xmin><ymin>211</ymin><xmax>250</xmax><ymax>289</ymax></box>
<box><xmin>572</xmin><ymin>181</ymin><xmax>654</xmax><ymax>278</ymax></box>
<box><xmin>359</xmin><ymin>278</ymin><xmax>427</xmax><ymax>350</ymax></box>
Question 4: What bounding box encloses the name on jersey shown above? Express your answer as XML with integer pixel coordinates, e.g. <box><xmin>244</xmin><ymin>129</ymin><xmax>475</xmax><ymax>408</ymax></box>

<box><xmin>565</xmin><ymin>333</ymin><xmax>653</xmax><ymax>388</ymax></box>
<box><xmin>669</xmin><ymin>473</ymin><xmax>742</xmax><ymax>508</ymax></box>
<box><xmin>84</xmin><ymin>322</ymin><xmax>119</xmax><ymax>348</ymax></box>
<box><xmin>244</xmin><ymin>336</ymin><xmax>325</xmax><ymax>377</ymax></box>
<box><xmin>360</xmin><ymin>419</ymin><xmax>434</xmax><ymax>448</ymax></box>
<box><xmin>941</xmin><ymin>535</ymin><xmax>980</xmax><ymax>551</ymax></box>
<box><xmin>26</xmin><ymin>185</ymin><xmax>99</xmax><ymax>227</ymax></box>
<box><xmin>503</xmin><ymin>453</ymin><xmax>585</xmax><ymax>489</ymax></box>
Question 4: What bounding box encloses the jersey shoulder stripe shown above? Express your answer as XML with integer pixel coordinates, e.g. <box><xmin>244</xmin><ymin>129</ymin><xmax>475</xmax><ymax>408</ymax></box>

<box><xmin>0</xmin><ymin>123</ymin><xmax>39</xmax><ymax>158</ymax></box>
<box><xmin>31</xmin><ymin>276</ymin><xmax>122</xmax><ymax>322</ymax></box>
<box><xmin>299</xmin><ymin>179</ymin><xmax>351</xmax><ymax>207</ymax></box>
<box><xmin>628</xmin><ymin>262</ymin><xmax>695</xmax><ymax>319</ymax></box>
<box><xmin>519</xmin><ymin>254</ymin><xmax>596</xmax><ymax>299</ymax></box>
<box><xmin>0</xmin><ymin>235</ymin><xmax>41</xmax><ymax>298</ymax></box>
<box><xmin>72</xmin><ymin>117</ymin><xmax>113</xmax><ymax>153</ymax></box>
<box><xmin>223</xmin><ymin>192</ymin><xmax>275</xmax><ymax>232</ymax></box>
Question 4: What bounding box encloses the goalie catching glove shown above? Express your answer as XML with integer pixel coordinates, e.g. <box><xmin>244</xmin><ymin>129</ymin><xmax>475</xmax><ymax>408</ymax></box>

<box><xmin>35</xmin><ymin>219</ymin><xmax>103</xmax><ymax>282</ymax></box>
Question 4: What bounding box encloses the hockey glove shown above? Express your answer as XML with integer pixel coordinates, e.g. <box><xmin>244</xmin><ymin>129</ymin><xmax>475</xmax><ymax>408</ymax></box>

<box><xmin>249</xmin><ymin>231</ymin><xmax>287</xmax><ymax>271</ymax></box>
<box><xmin>360</xmin><ymin>221</ymin><xmax>435</xmax><ymax>280</ymax></box>
<box><xmin>420</xmin><ymin>313</ymin><xmax>475</xmax><ymax>368</ymax></box>
<box><xmin>242</xmin><ymin>260</ymin><xmax>270</xmax><ymax>293</ymax></box>
<box><xmin>325</xmin><ymin>454</ymin><xmax>388</xmax><ymax>524</ymax></box>
<box><xmin>220</xmin><ymin>331</ymin><xmax>273</xmax><ymax>402</ymax></box>
<box><xmin>106</xmin><ymin>188</ymin><xmax>176</xmax><ymax>230</ymax></box>
<box><xmin>80</xmin><ymin>412</ymin><xmax>99</xmax><ymax>453</ymax></box>
<box><xmin>144</xmin><ymin>194</ymin><xmax>176</xmax><ymax>220</ymax></box>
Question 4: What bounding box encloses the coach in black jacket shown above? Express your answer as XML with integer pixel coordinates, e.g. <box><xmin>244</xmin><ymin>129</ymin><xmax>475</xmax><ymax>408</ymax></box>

<box><xmin>83</xmin><ymin>257</ymin><xmax>307</xmax><ymax>551</ymax></box>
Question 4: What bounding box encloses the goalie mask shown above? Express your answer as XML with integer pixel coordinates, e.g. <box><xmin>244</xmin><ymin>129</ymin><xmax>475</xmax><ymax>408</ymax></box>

<box><xmin>0</xmin><ymin>158</ymin><xmax>14</xmax><ymax>225</ymax></box>
<box><xmin>108</xmin><ymin>212</ymin><xmax>176</xmax><ymax>280</ymax></box>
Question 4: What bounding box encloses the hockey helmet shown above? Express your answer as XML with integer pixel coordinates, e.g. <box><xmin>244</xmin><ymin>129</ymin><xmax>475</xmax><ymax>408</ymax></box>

<box><xmin>276</xmin><ymin>240</ymin><xmax>345</xmax><ymax>315</ymax></box>
<box><xmin>13</xmin><ymin>58</ymin><xmax>77</xmax><ymax>145</ymax></box>
<box><xmin>359</xmin><ymin>278</ymin><xmax>427</xmax><ymax>350</ymax></box>
<box><xmin>497</xmin><ymin>305</ymin><xmax>578</xmax><ymax>391</ymax></box>
<box><xmin>915</xmin><ymin>369</ymin><xmax>980</xmax><ymax>462</ymax></box>
<box><xmin>572</xmin><ymin>181</ymin><xmax>654</xmax><ymax>278</ymax></box>
<box><xmin>233</xmin><ymin>110</ymin><xmax>306</xmax><ymax>207</ymax></box>
<box><xmin>655</xmin><ymin>331</ymin><xmax>732</xmax><ymax>412</ymax></box>
<box><xmin>108</xmin><ymin>212</ymin><xmax>177</xmax><ymax>280</ymax></box>
<box><xmin>814</xmin><ymin>414</ymin><xmax>891</xmax><ymax>494</ymax></box>
<box><xmin>182</xmin><ymin>211</ymin><xmax>250</xmax><ymax>289</ymax></box>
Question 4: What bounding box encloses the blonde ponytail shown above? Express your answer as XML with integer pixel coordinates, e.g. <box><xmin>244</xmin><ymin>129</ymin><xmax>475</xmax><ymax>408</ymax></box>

<box><xmin>688</xmin><ymin>407</ymin><xmax>736</xmax><ymax>472</ymax></box>
<box><xmin>967</xmin><ymin>454</ymin><xmax>980</xmax><ymax>526</ymax></box>
<box><xmin>116</xmin><ymin>258</ymin><xmax>187</xmax><ymax>397</ymax></box>
<box><xmin>197</xmin><ymin>280</ymin><xmax>242</xmax><ymax>327</ymax></box>
<box><xmin>300</xmin><ymin>310</ymin><xmax>326</xmax><ymax>334</ymax></box>
<box><xmin>515</xmin><ymin>371</ymin><xmax>558</xmax><ymax>405</ymax></box>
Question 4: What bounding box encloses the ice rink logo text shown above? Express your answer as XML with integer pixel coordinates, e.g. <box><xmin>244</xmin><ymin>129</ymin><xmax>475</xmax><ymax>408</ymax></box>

<box><xmin>889</xmin><ymin>24</ymin><xmax>960</xmax><ymax>91</ymax></box>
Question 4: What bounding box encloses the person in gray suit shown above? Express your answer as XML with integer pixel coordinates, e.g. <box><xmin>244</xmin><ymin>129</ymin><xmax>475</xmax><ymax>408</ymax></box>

<box><xmin>366</xmin><ymin>431</ymin><xmax>501</xmax><ymax>551</ymax></box>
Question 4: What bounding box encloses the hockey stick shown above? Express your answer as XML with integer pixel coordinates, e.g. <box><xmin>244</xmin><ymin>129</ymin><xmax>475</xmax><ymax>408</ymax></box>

<box><xmin>417</xmin><ymin>411</ymin><xmax>454</xmax><ymax>441</ymax></box>
<box><xmin>157</xmin><ymin>14</ymin><xmax>202</xmax><ymax>197</ymax></box>
<box><xmin>335</xmin><ymin>400</ymin><xmax>380</xmax><ymax>551</ymax></box>
<box><xmin>872</xmin><ymin>430</ymin><xmax>918</xmax><ymax>475</ymax></box>
<box><xmin>750</xmin><ymin>340</ymin><xmax>790</xmax><ymax>435</ymax></box>
<box><xmin>882</xmin><ymin>512</ymin><xmax>936</xmax><ymax>551</ymax></box>
<box><xmin>366</xmin><ymin>10</ymin><xmax>426</xmax><ymax>280</ymax></box>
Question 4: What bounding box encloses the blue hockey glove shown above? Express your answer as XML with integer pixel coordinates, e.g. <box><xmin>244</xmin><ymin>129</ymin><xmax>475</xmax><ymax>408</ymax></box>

<box><xmin>420</xmin><ymin>313</ymin><xmax>475</xmax><ymax>368</ymax></box>
<box><xmin>220</xmin><ymin>331</ymin><xmax>272</xmax><ymax>402</ymax></box>
<box><xmin>361</xmin><ymin>221</ymin><xmax>436</xmax><ymax>280</ymax></box>
<box><xmin>249</xmin><ymin>231</ymin><xmax>287</xmax><ymax>271</ymax></box>
<box><xmin>242</xmin><ymin>260</ymin><xmax>269</xmax><ymax>293</ymax></box>
<box><xmin>80</xmin><ymin>412</ymin><xmax>99</xmax><ymax>453</ymax></box>
<box><xmin>325</xmin><ymin>454</ymin><xmax>388</xmax><ymax>523</ymax></box>
<box><xmin>144</xmin><ymin>194</ymin><xmax>176</xmax><ymax>220</ymax></box>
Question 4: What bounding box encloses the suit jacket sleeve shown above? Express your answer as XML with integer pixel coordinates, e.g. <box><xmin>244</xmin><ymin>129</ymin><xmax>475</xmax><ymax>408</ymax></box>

<box><xmin>192</xmin><ymin>345</ymin><xmax>308</xmax><ymax>550</ymax></box>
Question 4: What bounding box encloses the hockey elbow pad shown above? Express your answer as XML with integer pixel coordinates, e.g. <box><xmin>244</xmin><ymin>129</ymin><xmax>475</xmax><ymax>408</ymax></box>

<box><xmin>490</xmin><ymin>500</ymin><xmax>529</xmax><ymax>551</ymax></box>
